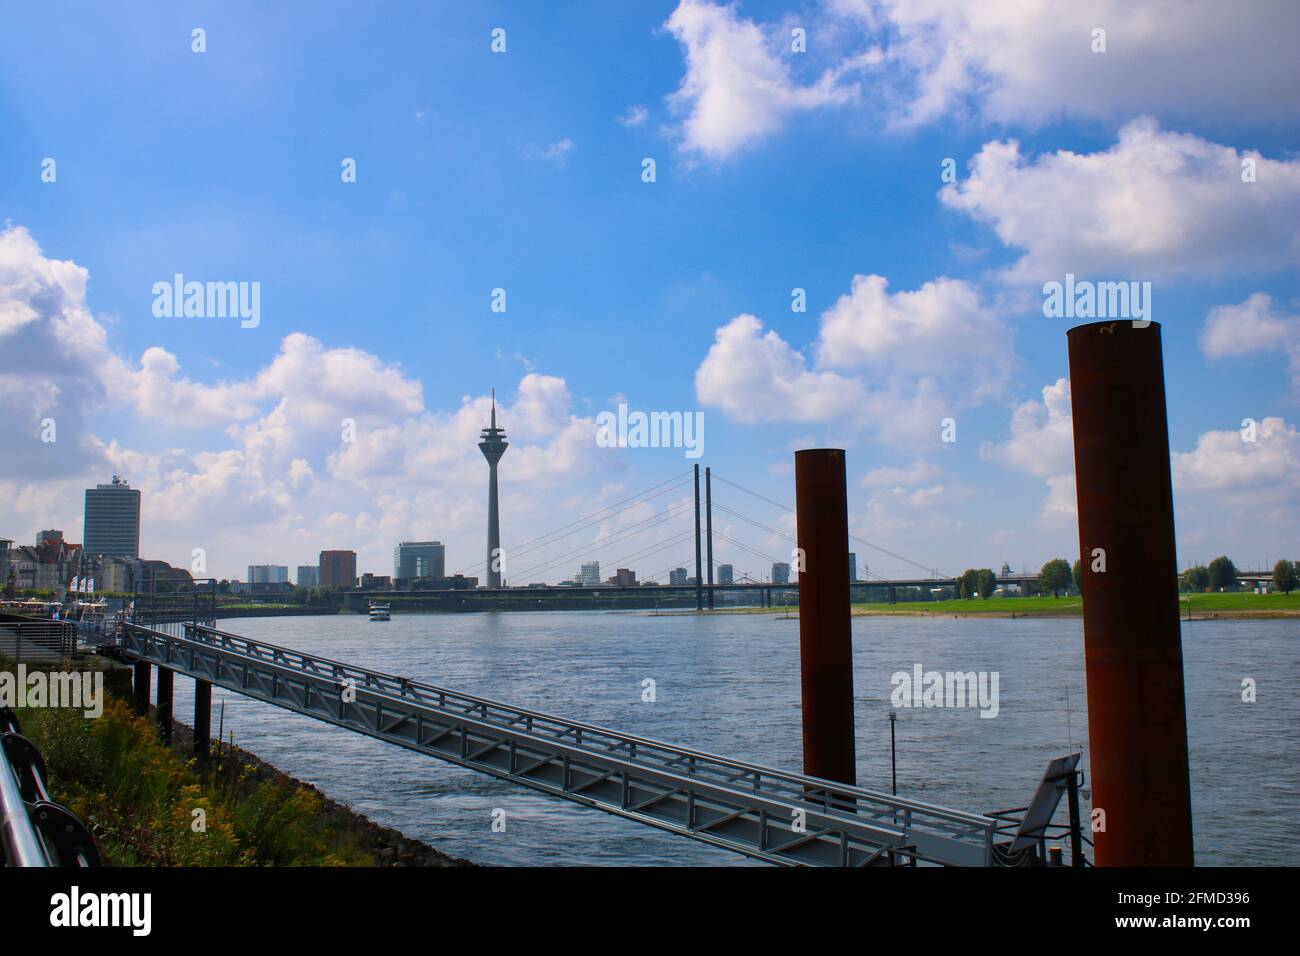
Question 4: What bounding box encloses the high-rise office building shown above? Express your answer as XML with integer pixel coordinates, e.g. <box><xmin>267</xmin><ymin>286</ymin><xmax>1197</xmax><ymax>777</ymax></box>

<box><xmin>848</xmin><ymin>552</ymin><xmax>857</xmax><ymax>582</ymax></box>
<box><xmin>771</xmin><ymin>562</ymin><xmax>791</xmax><ymax>585</ymax></box>
<box><xmin>394</xmin><ymin>541</ymin><xmax>445</xmax><ymax>580</ymax></box>
<box><xmin>84</xmin><ymin>476</ymin><xmax>141</xmax><ymax>557</ymax></box>
<box><xmin>297</xmin><ymin>565</ymin><xmax>319</xmax><ymax>587</ymax></box>
<box><xmin>578</xmin><ymin>561</ymin><xmax>601</xmax><ymax>586</ymax></box>
<box><xmin>610</xmin><ymin>568</ymin><xmax>637</xmax><ymax>587</ymax></box>
<box><xmin>319</xmin><ymin>550</ymin><xmax>357</xmax><ymax>588</ymax></box>
<box><xmin>247</xmin><ymin>564</ymin><xmax>289</xmax><ymax>584</ymax></box>
<box><xmin>669</xmin><ymin>567</ymin><xmax>688</xmax><ymax>586</ymax></box>
<box><xmin>717</xmin><ymin>564</ymin><xmax>734</xmax><ymax>586</ymax></box>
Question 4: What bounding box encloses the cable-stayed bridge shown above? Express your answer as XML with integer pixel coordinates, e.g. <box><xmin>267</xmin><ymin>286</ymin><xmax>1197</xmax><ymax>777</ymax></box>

<box><xmin>365</xmin><ymin>466</ymin><xmax>1034</xmax><ymax>610</ymax></box>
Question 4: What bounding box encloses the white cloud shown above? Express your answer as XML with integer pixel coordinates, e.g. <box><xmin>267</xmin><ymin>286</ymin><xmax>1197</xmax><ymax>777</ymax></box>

<box><xmin>861</xmin><ymin>458</ymin><xmax>941</xmax><ymax>488</ymax></box>
<box><xmin>816</xmin><ymin>274</ymin><xmax>1012</xmax><ymax>401</ymax></box>
<box><xmin>981</xmin><ymin>378</ymin><xmax>1076</xmax><ymax>525</ymax></box>
<box><xmin>694</xmin><ymin>314</ymin><xmax>865</xmax><ymax>424</ymax></box>
<box><xmin>664</xmin><ymin>0</ymin><xmax>857</xmax><ymax>159</ymax></box>
<box><xmin>618</xmin><ymin>105</ymin><xmax>649</xmax><ymax>127</ymax></box>
<box><xmin>1200</xmin><ymin>293</ymin><xmax>1300</xmax><ymax>387</ymax></box>
<box><xmin>695</xmin><ymin>274</ymin><xmax>1012</xmax><ymax>445</ymax></box>
<box><xmin>1040</xmin><ymin>474</ymin><xmax>1077</xmax><ymax>527</ymax></box>
<box><xmin>1173</xmin><ymin>417</ymin><xmax>1300</xmax><ymax>494</ymax></box>
<box><xmin>981</xmin><ymin>378</ymin><xmax>1074</xmax><ymax>479</ymax></box>
<box><xmin>941</xmin><ymin>119</ymin><xmax>1300</xmax><ymax>284</ymax></box>
<box><xmin>0</xmin><ymin>224</ymin><xmax>616</xmax><ymax>579</ymax></box>
<box><xmin>832</xmin><ymin>0</ymin><xmax>1300</xmax><ymax>128</ymax></box>
<box><xmin>533</xmin><ymin>138</ymin><xmax>576</xmax><ymax>167</ymax></box>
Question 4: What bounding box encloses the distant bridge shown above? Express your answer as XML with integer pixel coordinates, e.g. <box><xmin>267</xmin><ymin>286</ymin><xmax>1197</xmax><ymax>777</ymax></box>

<box><xmin>344</xmin><ymin>575</ymin><xmax>1045</xmax><ymax>611</ymax></box>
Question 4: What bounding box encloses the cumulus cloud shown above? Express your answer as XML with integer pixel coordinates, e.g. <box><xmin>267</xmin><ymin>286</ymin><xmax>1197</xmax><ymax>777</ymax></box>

<box><xmin>941</xmin><ymin>119</ymin><xmax>1300</xmax><ymax>284</ymax></box>
<box><xmin>695</xmin><ymin>274</ymin><xmax>1010</xmax><ymax>444</ymax></box>
<box><xmin>832</xmin><ymin>0</ymin><xmax>1300</xmax><ymax>128</ymax></box>
<box><xmin>816</xmin><ymin>274</ymin><xmax>1012</xmax><ymax>401</ymax></box>
<box><xmin>981</xmin><ymin>378</ymin><xmax>1076</xmax><ymax>525</ymax></box>
<box><xmin>980</xmin><ymin>378</ymin><xmax>1074</xmax><ymax>478</ymax></box>
<box><xmin>694</xmin><ymin>314</ymin><xmax>865</xmax><ymax>423</ymax></box>
<box><xmin>0</xmin><ymin>223</ymin><xmax>612</xmax><ymax>579</ymax></box>
<box><xmin>664</xmin><ymin>0</ymin><xmax>857</xmax><ymax>159</ymax></box>
<box><xmin>1173</xmin><ymin>417</ymin><xmax>1300</xmax><ymax>494</ymax></box>
<box><xmin>659</xmin><ymin>2</ymin><xmax>1300</xmax><ymax>155</ymax></box>
<box><xmin>1</xmin><ymin>226</ymin><xmax>114</xmax><ymax>477</ymax></box>
<box><xmin>1200</xmin><ymin>293</ymin><xmax>1300</xmax><ymax>387</ymax></box>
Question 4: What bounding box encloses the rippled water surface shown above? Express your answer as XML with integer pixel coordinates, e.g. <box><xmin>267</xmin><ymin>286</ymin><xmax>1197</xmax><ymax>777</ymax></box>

<box><xmin>163</xmin><ymin>611</ymin><xmax>1298</xmax><ymax>866</ymax></box>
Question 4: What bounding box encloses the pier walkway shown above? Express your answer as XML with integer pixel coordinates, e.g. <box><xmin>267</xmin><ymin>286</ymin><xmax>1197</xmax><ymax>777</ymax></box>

<box><xmin>114</xmin><ymin>621</ymin><xmax>996</xmax><ymax>867</ymax></box>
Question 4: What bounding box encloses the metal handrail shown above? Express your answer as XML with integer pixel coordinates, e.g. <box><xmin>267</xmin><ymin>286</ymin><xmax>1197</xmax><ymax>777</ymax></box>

<box><xmin>186</xmin><ymin>624</ymin><xmax>987</xmax><ymax>828</ymax></box>
<box><xmin>0</xmin><ymin>716</ymin><xmax>48</xmax><ymax>867</ymax></box>
<box><xmin>1</xmin><ymin>707</ymin><xmax>101</xmax><ymax>868</ymax></box>
<box><xmin>186</xmin><ymin>623</ymin><xmax>990</xmax><ymax>829</ymax></box>
<box><xmin>118</xmin><ymin>623</ymin><xmax>995</xmax><ymax>862</ymax></box>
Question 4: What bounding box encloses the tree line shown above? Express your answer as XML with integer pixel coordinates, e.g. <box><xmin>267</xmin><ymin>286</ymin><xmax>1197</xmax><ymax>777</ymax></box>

<box><xmin>955</xmin><ymin>555</ymin><xmax>1297</xmax><ymax>599</ymax></box>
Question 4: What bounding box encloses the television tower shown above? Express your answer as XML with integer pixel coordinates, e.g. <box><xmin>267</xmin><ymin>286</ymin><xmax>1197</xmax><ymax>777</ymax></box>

<box><xmin>479</xmin><ymin>388</ymin><xmax>508</xmax><ymax>588</ymax></box>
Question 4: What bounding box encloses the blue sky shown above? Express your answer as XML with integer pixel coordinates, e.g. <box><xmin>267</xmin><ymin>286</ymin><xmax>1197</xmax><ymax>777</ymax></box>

<box><xmin>3</xmin><ymin>1</ymin><xmax>1298</xmax><ymax>582</ymax></box>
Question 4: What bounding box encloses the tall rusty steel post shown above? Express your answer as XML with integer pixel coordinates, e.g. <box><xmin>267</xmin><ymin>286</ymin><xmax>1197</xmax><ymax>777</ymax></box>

<box><xmin>1067</xmin><ymin>320</ymin><xmax>1194</xmax><ymax>866</ymax></box>
<box><xmin>794</xmin><ymin>448</ymin><xmax>857</xmax><ymax>785</ymax></box>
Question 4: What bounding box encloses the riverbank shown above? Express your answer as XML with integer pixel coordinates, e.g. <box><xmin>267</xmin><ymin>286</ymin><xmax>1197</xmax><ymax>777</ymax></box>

<box><xmin>708</xmin><ymin>592</ymin><xmax>1300</xmax><ymax>620</ymax></box>
<box><xmin>4</xmin><ymin>652</ymin><xmax>472</xmax><ymax>867</ymax></box>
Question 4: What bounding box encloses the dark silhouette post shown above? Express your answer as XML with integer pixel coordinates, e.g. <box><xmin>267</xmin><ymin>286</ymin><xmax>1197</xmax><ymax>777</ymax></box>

<box><xmin>705</xmin><ymin>467</ymin><xmax>715</xmax><ymax>610</ymax></box>
<box><xmin>132</xmin><ymin>660</ymin><xmax>150</xmax><ymax>715</ymax></box>
<box><xmin>156</xmin><ymin>666</ymin><xmax>173</xmax><ymax>746</ymax></box>
<box><xmin>194</xmin><ymin>679</ymin><xmax>212</xmax><ymax>756</ymax></box>
<box><xmin>1067</xmin><ymin>320</ymin><xmax>1194</xmax><ymax>866</ymax></box>
<box><xmin>693</xmin><ymin>464</ymin><xmax>703</xmax><ymax>611</ymax></box>
<box><xmin>794</xmin><ymin>448</ymin><xmax>856</xmax><ymax>785</ymax></box>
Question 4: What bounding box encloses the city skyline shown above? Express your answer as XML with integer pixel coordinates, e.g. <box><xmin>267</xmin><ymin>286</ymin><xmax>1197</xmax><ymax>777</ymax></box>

<box><xmin>2</xmin><ymin>3</ymin><xmax>1298</xmax><ymax>583</ymax></box>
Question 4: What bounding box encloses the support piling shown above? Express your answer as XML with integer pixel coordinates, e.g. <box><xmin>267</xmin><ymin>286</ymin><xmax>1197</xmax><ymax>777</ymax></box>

<box><xmin>1067</xmin><ymin>320</ymin><xmax>1194</xmax><ymax>866</ymax></box>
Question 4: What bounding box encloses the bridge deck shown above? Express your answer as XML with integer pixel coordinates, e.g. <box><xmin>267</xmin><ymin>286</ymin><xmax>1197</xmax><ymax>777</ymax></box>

<box><xmin>115</xmin><ymin>623</ymin><xmax>995</xmax><ymax>867</ymax></box>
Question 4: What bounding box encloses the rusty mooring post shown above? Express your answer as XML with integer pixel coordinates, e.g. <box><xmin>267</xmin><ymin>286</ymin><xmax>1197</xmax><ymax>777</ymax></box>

<box><xmin>794</xmin><ymin>448</ymin><xmax>856</xmax><ymax>785</ymax></box>
<box><xmin>132</xmin><ymin>660</ymin><xmax>151</xmax><ymax>716</ymax></box>
<box><xmin>194</xmin><ymin>678</ymin><xmax>212</xmax><ymax>756</ymax></box>
<box><xmin>156</xmin><ymin>666</ymin><xmax>173</xmax><ymax>746</ymax></box>
<box><xmin>1067</xmin><ymin>320</ymin><xmax>1194</xmax><ymax>866</ymax></box>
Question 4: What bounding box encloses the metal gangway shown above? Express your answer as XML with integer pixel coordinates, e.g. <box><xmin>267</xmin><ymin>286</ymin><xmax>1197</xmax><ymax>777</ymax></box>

<box><xmin>115</xmin><ymin>622</ymin><xmax>996</xmax><ymax>866</ymax></box>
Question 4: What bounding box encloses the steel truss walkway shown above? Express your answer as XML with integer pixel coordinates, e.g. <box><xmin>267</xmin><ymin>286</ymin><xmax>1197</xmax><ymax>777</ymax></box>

<box><xmin>117</xmin><ymin>623</ymin><xmax>995</xmax><ymax>867</ymax></box>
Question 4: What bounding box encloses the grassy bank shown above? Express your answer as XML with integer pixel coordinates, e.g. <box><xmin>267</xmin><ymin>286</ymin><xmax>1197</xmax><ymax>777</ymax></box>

<box><xmin>4</xmin><ymin>653</ymin><xmax>470</xmax><ymax>866</ymax></box>
<box><xmin>715</xmin><ymin>591</ymin><xmax>1300</xmax><ymax>619</ymax></box>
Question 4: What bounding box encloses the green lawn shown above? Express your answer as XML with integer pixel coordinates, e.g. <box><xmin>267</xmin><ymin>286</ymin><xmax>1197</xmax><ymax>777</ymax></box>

<box><xmin>843</xmin><ymin>591</ymin><xmax>1300</xmax><ymax>617</ymax></box>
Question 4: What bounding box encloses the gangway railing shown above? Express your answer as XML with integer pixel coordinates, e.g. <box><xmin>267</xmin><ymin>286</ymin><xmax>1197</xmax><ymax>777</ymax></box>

<box><xmin>117</xmin><ymin>622</ymin><xmax>996</xmax><ymax>866</ymax></box>
<box><xmin>0</xmin><ymin>706</ymin><xmax>101</xmax><ymax>867</ymax></box>
<box><xmin>0</xmin><ymin>618</ymin><xmax>78</xmax><ymax>661</ymax></box>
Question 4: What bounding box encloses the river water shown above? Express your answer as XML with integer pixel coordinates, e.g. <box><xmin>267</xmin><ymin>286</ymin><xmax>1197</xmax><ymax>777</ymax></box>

<box><xmin>163</xmin><ymin>611</ymin><xmax>1298</xmax><ymax>866</ymax></box>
